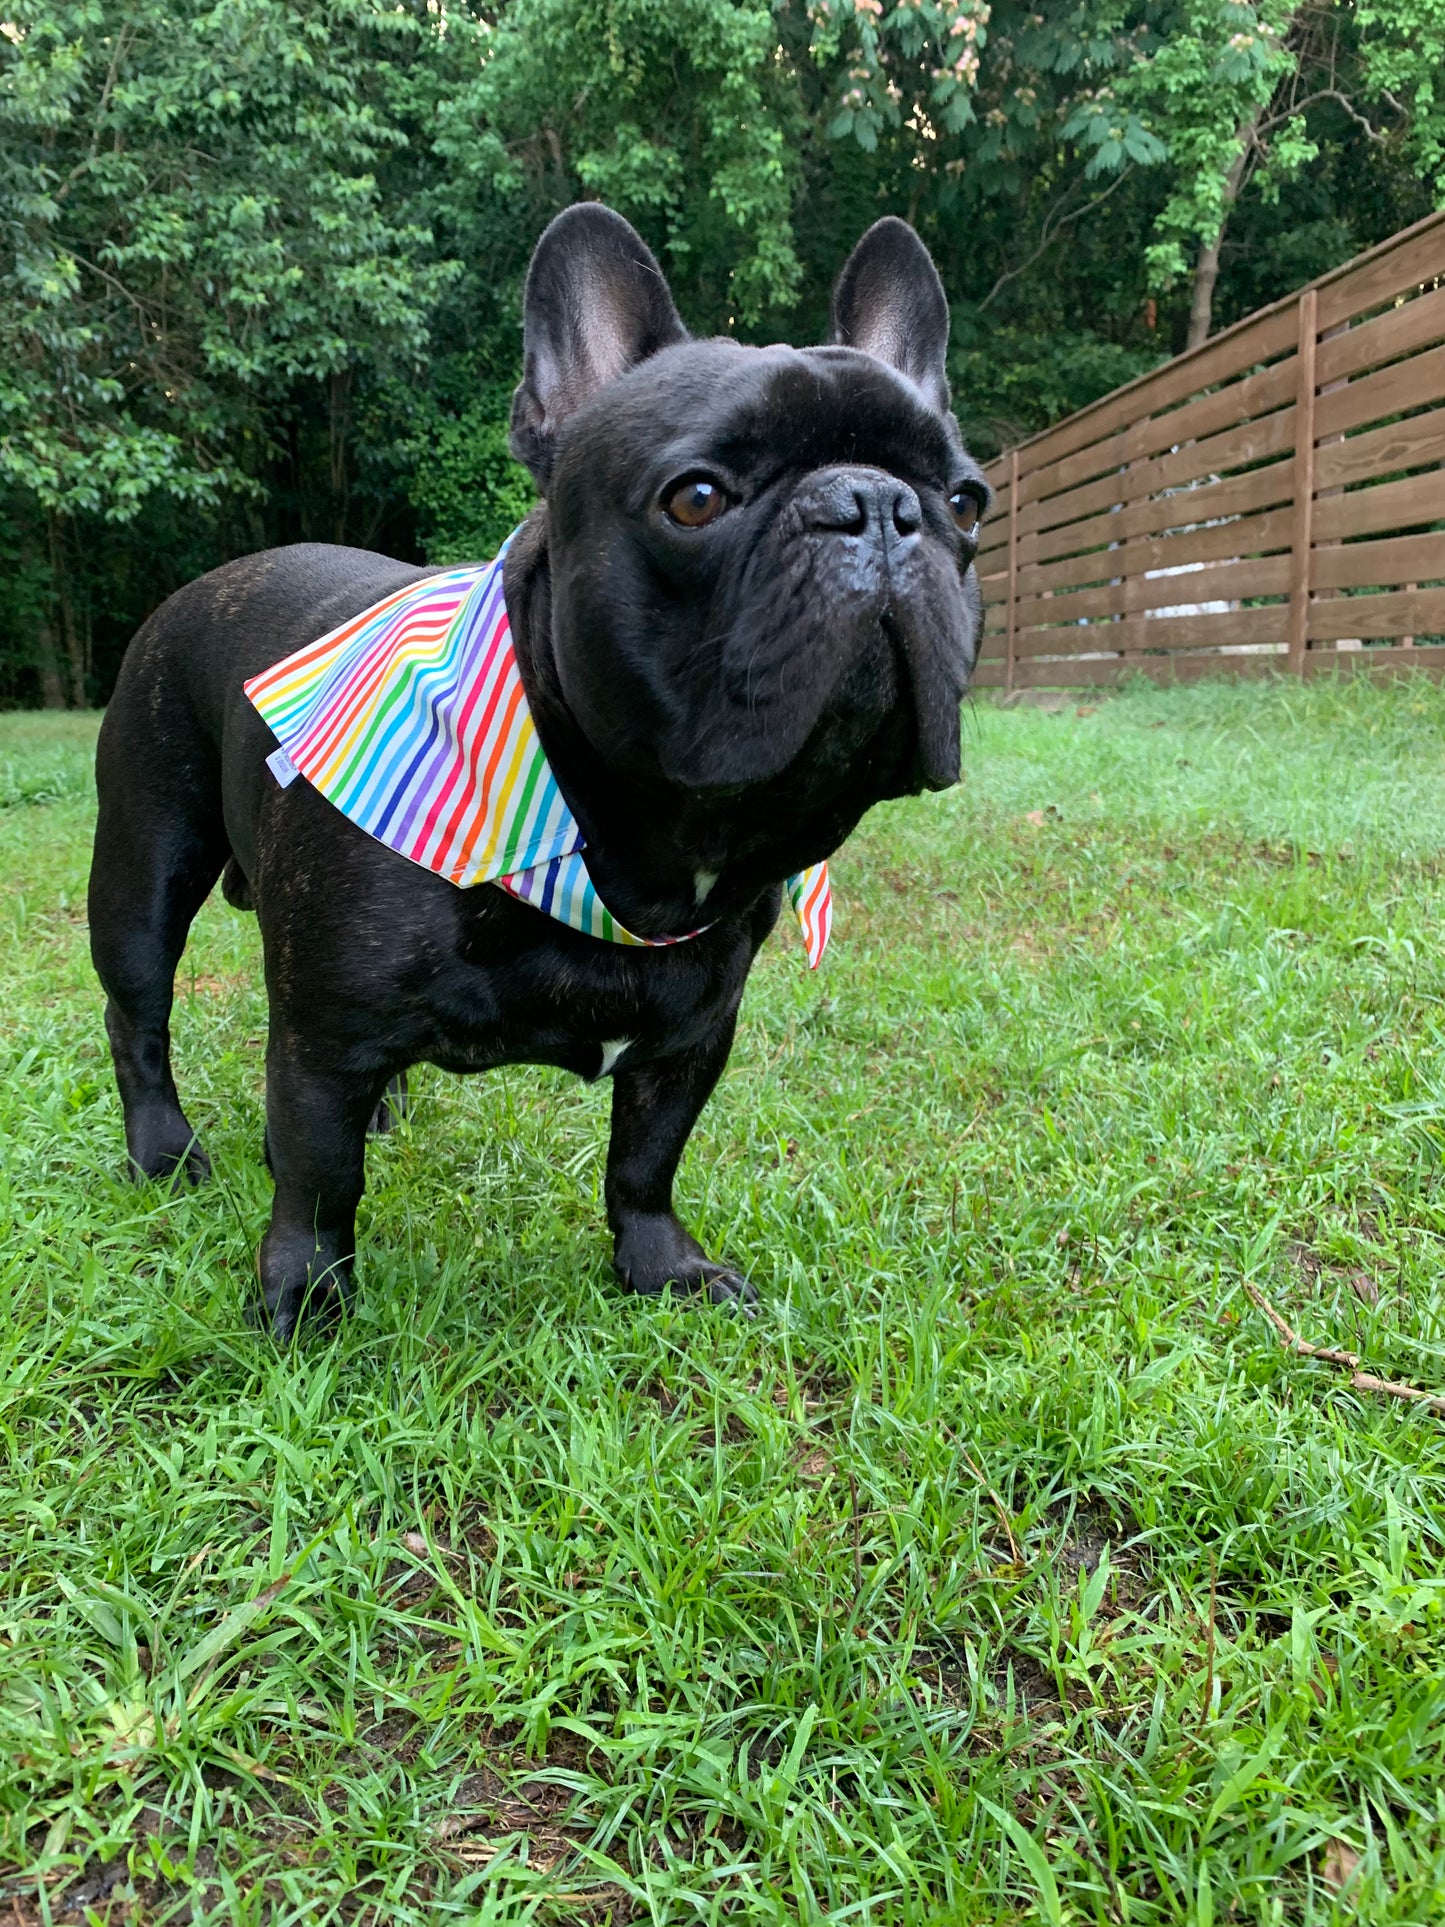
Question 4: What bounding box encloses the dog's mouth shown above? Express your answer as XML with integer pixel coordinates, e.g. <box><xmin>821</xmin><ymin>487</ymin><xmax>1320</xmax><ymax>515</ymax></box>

<box><xmin>880</xmin><ymin>605</ymin><xmax>912</xmax><ymax>710</ymax></box>
<box><xmin>656</xmin><ymin>599</ymin><xmax>962</xmax><ymax>802</ymax></box>
<box><xmin>879</xmin><ymin>602</ymin><xmax>962</xmax><ymax>793</ymax></box>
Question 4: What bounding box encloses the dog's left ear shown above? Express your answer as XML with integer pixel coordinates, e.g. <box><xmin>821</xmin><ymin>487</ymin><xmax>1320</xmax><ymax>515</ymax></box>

<box><xmin>511</xmin><ymin>204</ymin><xmax>689</xmax><ymax>489</ymax></box>
<box><xmin>829</xmin><ymin>218</ymin><xmax>951</xmax><ymax>414</ymax></box>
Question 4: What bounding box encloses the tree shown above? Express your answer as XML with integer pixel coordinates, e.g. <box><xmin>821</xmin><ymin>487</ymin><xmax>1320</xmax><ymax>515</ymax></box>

<box><xmin>0</xmin><ymin>0</ymin><xmax>453</xmax><ymax>701</ymax></box>
<box><xmin>428</xmin><ymin>0</ymin><xmax>810</xmax><ymax>328</ymax></box>
<box><xmin>1068</xmin><ymin>2</ymin><xmax>1445</xmax><ymax>351</ymax></box>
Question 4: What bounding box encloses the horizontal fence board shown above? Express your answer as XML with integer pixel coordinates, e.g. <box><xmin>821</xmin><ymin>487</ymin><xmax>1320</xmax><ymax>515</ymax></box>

<box><xmin>1306</xmin><ymin>644</ymin><xmax>1445</xmax><ymax>676</ymax></box>
<box><xmin>1009</xmin><ymin>443</ymin><xmax>1294</xmax><ymax>551</ymax></box>
<box><xmin>1316</xmin><ymin>282</ymin><xmax>1445</xmax><ymax>387</ymax></box>
<box><xmin>1011</xmin><ymin>605</ymin><xmax>1290</xmax><ymax>659</ymax></box>
<box><xmin>1007</xmin><ymin>307</ymin><xmax>1298</xmax><ymax>478</ymax></box>
<box><xmin>1016</xmin><ymin>400</ymin><xmax>1297</xmax><ymax>535</ymax></box>
<box><xmin>973</xmin><ymin>642</ymin><xmax>1445</xmax><ymax>691</ymax></box>
<box><xmin>978</xmin><ymin>477</ymin><xmax>1009</xmax><ymax>550</ymax></box>
<box><xmin>1018</xmin><ymin>371</ymin><xmax>1297</xmax><ymax>510</ymax></box>
<box><xmin>1010</xmin><ymin>546</ymin><xmax>1292</xmax><ymax>614</ymax></box>
<box><xmin>1112</xmin><ymin>402</ymin><xmax>1299</xmax><ymax>501</ymax></box>
<box><xmin>993</xmin><ymin>214</ymin><xmax>1445</xmax><ymax>472</ymax></box>
<box><xmin>1314</xmin><ymin>402</ymin><xmax>1445</xmax><ymax>492</ymax></box>
<box><xmin>1011</xmin><ymin>549</ymin><xmax>1123</xmax><ymax>600</ymax></box>
<box><xmin>994</xmin><ymin>649</ymin><xmax>1289</xmax><ymax>690</ymax></box>
<box><xmin>1318</xmin><ymin>225</ymin><xmax>1445</xmax><ymax>332</ymax></box>
<box><xmin>1315</xmin><ymin>339</ymin><xmax>1445</xmax><ymax>441</ymax></box>
<box><xmin>1311</xmin><ymin>530</ymin><xmax>1445</xmax><ymax>590</ymax></box>
<box><xmin>983</xmin><ymin>436</ymin><xmax>1298</xmax><ymax>563</ymax></box>
<box><xmin>1312</xmin><ymin>468</ymin><xmax>1445</xmax><ymax>543</ymax></box>
<box><xmin>992</xmin><ymin>508</ymin><xmax>1297</xmax><ymax>629</ymax></box>
<box><xmin>979</xmin><ymin>478</ymin><xmax>1010</xmax><ymax>521</ymax></box>
<box><xmin>1012</xmin><ymin>466</ymin><xmax>1135</xmax><ymax>541</ymax></box>
<box><xmin>1016</xmin><ymin>459</ymin><xmax>1295</xmax><ymax>576</ymax></box>
<box><xmin>1307</xmin><ymin>584</ymin><xmax>1445</xmax><ymax>642</ymax></box>
<box><xmin>1122</xmin><ymin>504</ymin><xmax>1297</xmax><ymax>572</ymax></box>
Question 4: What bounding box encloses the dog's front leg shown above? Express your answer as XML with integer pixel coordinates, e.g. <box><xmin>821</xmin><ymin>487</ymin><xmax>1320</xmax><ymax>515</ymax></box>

<box><xmin>259</xmin><ymin>1035</ymin><xmax>387</xmax><ymax>1339</ymax></box>
<box><xmin>605</xmin><ymin>1012</ymin><xmax>756</xmax><ymax>1309</ymax></box>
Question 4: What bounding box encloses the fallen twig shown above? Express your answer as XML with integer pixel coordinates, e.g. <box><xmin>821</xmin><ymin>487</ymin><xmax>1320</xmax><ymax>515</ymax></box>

<box><xmin>959</xmin><ymin>1448</ymin><xmax>1025</xmax><ymax>1567</ymax></box>
<box><xmin>848</xmin><ymin>1469</ymin><xmax>863</xmax><ymax>1594</ymax></box>
<box><xmin>1203</xmin><ymin>1549</ymin><xmax>1216</xmax><ymax>1725</ymax></box>
<box><xmin>1243</xmin><ymin>1284</ymin><xmax>1445</xmax><ymax>1417</ymax></box>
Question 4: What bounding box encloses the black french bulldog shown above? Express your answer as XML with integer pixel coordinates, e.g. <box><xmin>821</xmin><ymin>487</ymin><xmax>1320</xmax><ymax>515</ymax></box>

<box><xmin>88</xmin><ymin>204</ymin><xmax>987</xmax><ymax>1336</ymax></box>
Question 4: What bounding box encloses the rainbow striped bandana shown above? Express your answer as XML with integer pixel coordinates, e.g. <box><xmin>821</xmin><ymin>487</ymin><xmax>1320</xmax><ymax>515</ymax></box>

<box><xmin>244</xmin><ymin>543</ymin><xmax>832</xmax><ymax>966</ymax></box>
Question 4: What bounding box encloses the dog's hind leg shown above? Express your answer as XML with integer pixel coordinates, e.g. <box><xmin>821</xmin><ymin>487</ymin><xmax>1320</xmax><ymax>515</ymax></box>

<box><xmin>368</xmin><ymin>1070</ymin><xmax>410</xmax><ymax>1135</ymax></box>
<box><xmin>88</xmin><ymin>667</ymin><xmax>229</xmax><ymax>1186</ymax></box>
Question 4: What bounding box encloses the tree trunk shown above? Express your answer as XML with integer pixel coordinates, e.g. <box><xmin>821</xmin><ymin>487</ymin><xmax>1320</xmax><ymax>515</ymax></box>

<box><xmin>329</xmin><ymin>367</ymin><xmax>352</xmax><ymax>545</ymax></box>
<box><xmin>33</xmin><ymin>606</ymin><xmax>67</xmax><ymax>709</ymax></box>
<box><xmin>1184</xmin><ymin>114</ymin><xmax>1261</xmax><ymax>353</ymax></box>
<box><xmin>48</xmin><ymin>512</ymin><xmax>87</xmax><ymax>705</ymax></box>
<box><xmin>20</xmin><ymin>517</ymin><xmax>66</xmax><ymax>707</ymax></box>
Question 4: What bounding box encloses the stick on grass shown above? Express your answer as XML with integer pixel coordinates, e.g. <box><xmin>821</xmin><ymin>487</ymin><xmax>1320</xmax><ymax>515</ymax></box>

<box><xmin>1243</xmin><ymin>1284</ymin><xmax>1445</xmax><ymax>1418</ymax></box>
<box><xmin>959</xmin><ymin>1448</ymin><xmax>1024</xmax><ymax>1567</ymax></box>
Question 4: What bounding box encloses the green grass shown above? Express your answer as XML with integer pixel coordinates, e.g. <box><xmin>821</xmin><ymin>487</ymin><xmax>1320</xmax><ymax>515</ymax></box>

<box><xmin>4</xmin><ymin>677</ymin><xmax>1445</xmax><ymax>1925</ymax></box>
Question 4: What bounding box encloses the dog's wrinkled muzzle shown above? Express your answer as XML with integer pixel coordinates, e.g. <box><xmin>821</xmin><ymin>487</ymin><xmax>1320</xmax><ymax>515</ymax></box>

<box><xmin>795</xmin><ymin>464</ymin><xmax>969</xmax><ymax>794</ymax></box>
<box><xmin>639</xmin><ymin>463</ymin><xmax>975</xmax><ymax>795</ymax></box>
<box><xmin>886</xmin><ymin>594</ymin><xmax>968</xmax><ymax>793</ymax></box>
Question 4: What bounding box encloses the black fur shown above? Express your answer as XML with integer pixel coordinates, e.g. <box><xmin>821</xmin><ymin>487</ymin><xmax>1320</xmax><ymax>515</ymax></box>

<box><xmin>88</xmin><ymin>205</ymin><xmax>988</xmax><ymax>1337</ymax></box>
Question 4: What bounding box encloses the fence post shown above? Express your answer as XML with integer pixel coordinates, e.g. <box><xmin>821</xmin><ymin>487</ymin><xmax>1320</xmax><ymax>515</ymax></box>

<box><xmin>1005</xmin><ymin>447</ymin><xmax>1019</xmax><ymax>695</ymax></box>
<box><xmin>1286</xmin><ymin>286</ymin><xmax>1318</xmax><ymax>676</ymax></box>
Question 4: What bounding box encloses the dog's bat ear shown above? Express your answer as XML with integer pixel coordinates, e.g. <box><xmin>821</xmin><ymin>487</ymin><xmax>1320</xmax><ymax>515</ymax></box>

<box><xmin>829</xmin><ymin>218</ymin><xmax>951</xmax><ymax>414</ymax></box>
<box><xmin>511</xmin><ymin>204</ymin><xmax>689</xmax><ymax>489</ymax></box>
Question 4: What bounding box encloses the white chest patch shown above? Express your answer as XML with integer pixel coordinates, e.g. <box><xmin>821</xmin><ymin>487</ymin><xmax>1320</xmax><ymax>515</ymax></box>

<box><xmin>693</xmin><ymin>869</ymin><xmax>718</xmax><ymax>906</ymax></box>
<box><xmin>597</xmin><ymin>1037</ymin><xmax>633</xmax><ymax>1078</ymax></box>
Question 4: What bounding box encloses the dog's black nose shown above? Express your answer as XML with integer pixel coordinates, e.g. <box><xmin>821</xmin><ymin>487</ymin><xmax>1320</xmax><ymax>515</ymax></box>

<box><xmin>799</xmin><ymin>467</ymin><xmax>921</xmax><ymax>545</ymax></box>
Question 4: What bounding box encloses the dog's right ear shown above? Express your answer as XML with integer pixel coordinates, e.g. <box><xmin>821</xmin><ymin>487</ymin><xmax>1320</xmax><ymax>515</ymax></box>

<box><xmin>830</xmin><ymin>217</ymin><xmax>951</xmax><ymax>414</ymax></box>
<box><xmin>510</xmin><ymin>204</ymin><xmax>689</xmax><ymax>490</ymax></box>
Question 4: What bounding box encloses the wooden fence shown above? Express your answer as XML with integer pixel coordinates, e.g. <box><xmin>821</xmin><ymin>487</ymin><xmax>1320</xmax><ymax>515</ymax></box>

<box><xmin>974</xmin><ymin>211</ymin><xmax>1445</xmax><ymax>690</ymax></box>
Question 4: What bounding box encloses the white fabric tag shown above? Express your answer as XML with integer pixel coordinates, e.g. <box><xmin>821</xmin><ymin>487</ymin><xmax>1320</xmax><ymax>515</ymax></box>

<box><xmin>266</xmin><ymin>746</ymin><xmax>300</xmax><ymax>789</ymax></box>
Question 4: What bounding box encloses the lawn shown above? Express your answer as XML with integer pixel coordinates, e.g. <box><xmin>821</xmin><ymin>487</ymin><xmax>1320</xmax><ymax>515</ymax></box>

<box><xmin>3</xmin><ymin>677</ymin><xmax>1445</xmax><ymax>1926</ymax></box>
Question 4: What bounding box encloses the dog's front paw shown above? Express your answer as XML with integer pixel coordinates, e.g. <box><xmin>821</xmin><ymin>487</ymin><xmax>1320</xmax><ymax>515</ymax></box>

<box><xmin>124</xmin><ymin>1105</ymin><xmax>211</xmax><ymax>1188</ymax></box>
<box><xmin>256</xmin><ymin>1231</ymin><xmax>353</xmax><ymax>1341</ymax></box>
<box><xmin>613</xmin><ymin>1212</ymin><xmax>758</xmax><ymax>1313</ymax></box>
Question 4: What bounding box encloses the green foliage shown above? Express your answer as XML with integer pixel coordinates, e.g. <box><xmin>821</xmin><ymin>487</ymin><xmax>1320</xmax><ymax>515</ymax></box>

<box><xmin>811</xmin><ymin>0</ymin><xmax>991</xmax><ymax>151</ymax></box>
<box><xmin>405</xmin><ymin>386</ymin><xmax>537</xmax><ymax>565</ymax></box>
<box><xmin>0</xmin><ymin>0</ymin><xmax>453</xmax><ymax>526</ymax></box>
<box><xmin>443</xmin><ymin>0</ymin><xmax>807</xmax><ymax>324</ymax></box>
<box><xmin>1359</xmin><ymin>0</ymin><xmax>1445</xmax><ymax>194</ymax></box>
<box><xmin>6</xmin><ymin>680</ymin><xmax>1445</xmax><ymax>1914</ymax></box>
<box><xmin>949</xmin><ymin>316</ymin><xmax>1161</xmax><ymax>457</ymax></box>
<box><xmin>1057</xmin><ymin>2</ymin><xmax>1445</xmax><ymax>309</ymax></box>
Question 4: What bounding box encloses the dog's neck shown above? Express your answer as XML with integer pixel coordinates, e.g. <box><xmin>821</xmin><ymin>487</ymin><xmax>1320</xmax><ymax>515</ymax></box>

<box><xmin>503</xmin><ymin>511</ymin><xmax>874</xmax><ymax>940</ymax></box>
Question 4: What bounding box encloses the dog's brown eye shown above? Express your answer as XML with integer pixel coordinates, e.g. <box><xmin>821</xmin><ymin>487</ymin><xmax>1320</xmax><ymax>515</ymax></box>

<box><xmin>950</xmin><ymin>491</ymin><xmax>980</xmax><ymax>536</ymax></box>
<box><xmin>664</xmin><ymin>477</ymin><xmax>728</xmax><ymax>528</ymax></box>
